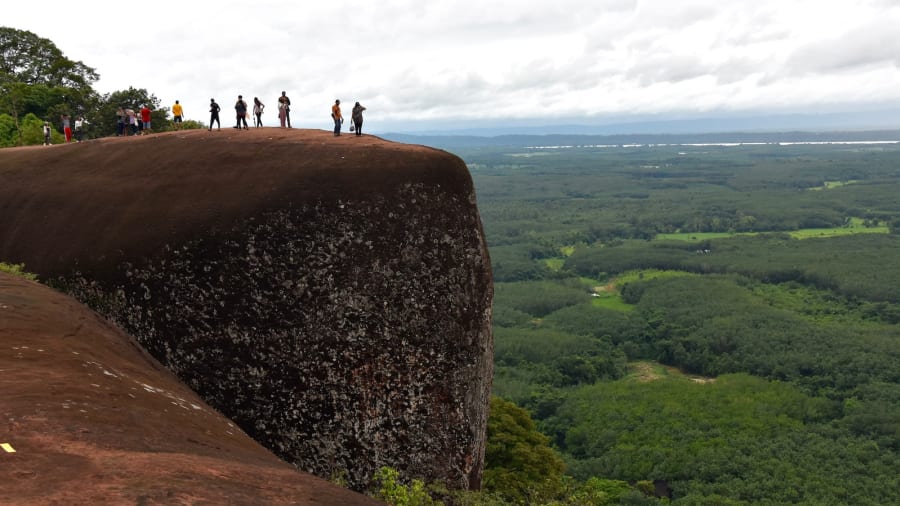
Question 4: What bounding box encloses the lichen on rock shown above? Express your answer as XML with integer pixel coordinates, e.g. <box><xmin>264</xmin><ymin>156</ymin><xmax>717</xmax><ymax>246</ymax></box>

<box><xmin>1</xmin><ymin>130</ymin><xmax>493</xmax><ymax>491</ymax></box>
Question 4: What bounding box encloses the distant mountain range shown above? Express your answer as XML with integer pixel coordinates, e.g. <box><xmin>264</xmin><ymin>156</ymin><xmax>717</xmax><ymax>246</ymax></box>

<box><xmin>379</xmin><ymin>108</ymin><xmax>900</xmax><ymax>147</ymax></box>
<box><xmin>382</xmin><ymin>129</ymin><xmax>900</xmax><ymax>150</ymax></box>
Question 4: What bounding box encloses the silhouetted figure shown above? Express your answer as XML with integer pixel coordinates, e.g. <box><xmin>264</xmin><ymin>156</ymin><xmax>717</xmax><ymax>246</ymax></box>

<box><xmin>209</xmin><ymin>98</ymin><xmax>221</xmax><ymax>130</ymax></box>
<box><xmin>234</xmin><ymin>95</ymin><xmax>249</xmax><ymax>129</ymax></box>
<box><xmin>351</xmin><ymin>102</ymin><xmax>366</xmax><ymax>137</ymax></box>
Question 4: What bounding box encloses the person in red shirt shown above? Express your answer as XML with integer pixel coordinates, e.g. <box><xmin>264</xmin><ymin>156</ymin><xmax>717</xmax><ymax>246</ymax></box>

<box><xmin>140</xmin><ymin>105</ymin><xmax>152</xmax><ymax>135</ymax></box>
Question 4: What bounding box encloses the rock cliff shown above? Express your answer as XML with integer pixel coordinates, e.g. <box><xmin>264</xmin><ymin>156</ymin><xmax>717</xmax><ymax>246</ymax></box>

<box><xmin>0</xmin><ymin>272</ymin><xmax>381</xmax><ymax>505</ymax></box>
<box><xmin>0</xmin><ymin>129</ymin><xmax>493</xmax><ymax>491</ymax></box>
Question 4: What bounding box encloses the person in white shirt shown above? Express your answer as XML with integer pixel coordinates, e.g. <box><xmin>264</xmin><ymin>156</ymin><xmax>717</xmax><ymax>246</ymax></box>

<box><xmin>74</xmin><ymin>116</ymin><xmax>88</xmax><ymax>142</ymax></box>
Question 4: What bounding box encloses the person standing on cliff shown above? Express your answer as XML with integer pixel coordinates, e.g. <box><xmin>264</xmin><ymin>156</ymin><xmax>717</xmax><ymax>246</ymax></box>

<box><xmin>60</xmin><ymin>114</ymin><xmax>72</xmax><ymax>143</ymax></box>
<box><xmin>351</xmin><ymin>102</ymin><xmax>366</xmax><ymax>137</ymax></box>
<box><xmin>140</xmin><ymin>105</ymin><xmax>152</xmax><ymax>135</ymax></box>
<box><xmin>278</xmin><ymin>91</ymin><xmax>291</xmax><ymax>128</ymax></box>
<box><xmin>209</xmin><ymin>98</ymin><xmax>221</xmax><ymax>131</ymax></box>
<box><xmin>172</xmin><ymin>100</ymin><xmax>184</xmax><ymax>130</ymax></box>
<box><xmin>253</xmin><ymin>97</ymin><xmax>265</xmax><ymax>128</ymax></box>
<box><xmin>125</xmin><ymin>108</ymin><xmax>137</xmax><ymax>135</ymax></box>
<box><xmin>331</xmin><ymin>99</ymin><xmax>343</xmax><ymax>136</ymax></box>
<box><xmin>42</xmin><ymin>121</ymin><xmax>52</xmax><ymax>145</ymax></box>
<box><xmin>234</xmin><ymin>95</ymin><xmax>249</xmax><ymax>129</ymax></box>
<box><xmin>116</xmin><ymin>107</ymin><xmax>126</xmax><ymax>136</ymax></box>
<box><xmin>74</xmin><ymin>116</ymin><xmax>88</xmax><ymax>142</ymax></box>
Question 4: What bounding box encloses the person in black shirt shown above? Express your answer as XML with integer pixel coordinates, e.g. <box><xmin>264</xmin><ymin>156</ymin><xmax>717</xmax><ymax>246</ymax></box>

<box><xmin>209</xmin><ymin>98</ymin><xmax>221</xmax><ymax>130</ymax></box>
<box><xmin>235</xmin><ymin>95</ymin><xmax>249</xmax><ymax>129</ymax></box>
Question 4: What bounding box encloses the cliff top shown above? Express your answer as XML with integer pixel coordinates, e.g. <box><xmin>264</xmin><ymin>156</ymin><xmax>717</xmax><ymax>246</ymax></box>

<box><xmin>0</xmin><ymin>129</ymin><xmax>472</xmax><ymax>279</ymax></box>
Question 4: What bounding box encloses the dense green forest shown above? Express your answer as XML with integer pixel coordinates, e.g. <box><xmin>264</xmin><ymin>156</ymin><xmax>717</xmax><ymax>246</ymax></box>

<box><xmin>450</xmin><ymin>141</ymin><xmax>900</xmax><ymax>505</ymax></box>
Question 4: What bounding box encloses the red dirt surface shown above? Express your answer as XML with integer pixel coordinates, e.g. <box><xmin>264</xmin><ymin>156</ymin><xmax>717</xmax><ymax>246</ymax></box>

<box><xmin>0</xmin><ymin>272</ymin><xmax>382</xmax><ymax>505</ymax></box>
<box><xmin>0</xmin><ymin>128</ymin><xmax>468</xmax><ymax>283</ymax></box>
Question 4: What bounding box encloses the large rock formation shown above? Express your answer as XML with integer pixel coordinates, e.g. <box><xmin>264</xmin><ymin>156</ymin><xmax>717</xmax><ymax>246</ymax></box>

<box><xmin>0</xmin><ymin>129</ymin><xmax>493</xmax><ymax>491</ymax></box>
<box><xmin>0</xmin><ymin>272</ymin><xmax>381</xmax><ymax>505</ymax></box>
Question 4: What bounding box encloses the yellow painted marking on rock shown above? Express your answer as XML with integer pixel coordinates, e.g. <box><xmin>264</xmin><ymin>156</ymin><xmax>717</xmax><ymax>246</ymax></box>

<box><xmin>1</xmin><ymin>443</ymin><xmax>15</xmax><ymax>453</ymax></box>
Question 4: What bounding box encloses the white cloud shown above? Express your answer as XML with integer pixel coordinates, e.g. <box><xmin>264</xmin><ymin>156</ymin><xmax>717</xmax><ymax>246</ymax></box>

<box><xmin>4</xmin><ymin>0</ymin><xmax>900</xmax><ymax>130</ymax></box>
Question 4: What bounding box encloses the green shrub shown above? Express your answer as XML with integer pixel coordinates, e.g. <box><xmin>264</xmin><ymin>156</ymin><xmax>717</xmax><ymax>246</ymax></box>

<box><xmin>0</xmin><ymin>262</ymin><xmax>38</xmax><ymax>281</ymax></box>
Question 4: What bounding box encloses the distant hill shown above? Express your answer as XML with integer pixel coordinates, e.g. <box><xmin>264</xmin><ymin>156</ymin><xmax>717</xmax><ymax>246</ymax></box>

<box><xmin>383</xmin><ymin>129</ymin><xmax>900</xmax><ymax>150</ymax></box>
<box><xmin>377</xmin><ymin>108</ymin><xmax>900</xmax><ymax>139</ymax></box>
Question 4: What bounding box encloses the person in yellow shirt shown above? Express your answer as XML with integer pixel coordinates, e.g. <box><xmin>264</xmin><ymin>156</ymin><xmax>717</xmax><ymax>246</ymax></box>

<box><xmin>172</xmin><ymin>100</ymin><xmax>184</xmax><ymax>130</ymax></box>
<box><xmin>331</xmin><ymin>99</ymin><xmax>343</xmax><ymax>136</ymax></box>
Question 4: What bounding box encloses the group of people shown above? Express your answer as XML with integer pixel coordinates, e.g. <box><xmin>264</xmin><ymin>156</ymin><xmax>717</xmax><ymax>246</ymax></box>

<box><xmin>44</xmin><ymin>115</ymin><xmax>89</xmax><ymax>145</ymax></box>
<box><xmin>203</xmin><ymin>92</ymin><xmax>366</xmax><ymax>135</ymax></box>
<box><xmin>115</xmin><ymin>105</ymin><xmax>154</xmax><ymax>136</ymax></box>
<box><xmin>42</xmin><ymin>92</ymin><xmax>369</xmax><ymax>145</ymax></box>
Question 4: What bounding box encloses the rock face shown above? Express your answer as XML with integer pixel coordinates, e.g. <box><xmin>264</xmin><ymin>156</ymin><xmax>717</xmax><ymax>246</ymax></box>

<box><xmin>0</xmin><ymin>129</ymin><xmax>493</xmax><ymax>491</ymax></box>
<box><xmin>0</xmin><ymin>272</ymin><xmax>381</xmax><ymax>505</ymax></box>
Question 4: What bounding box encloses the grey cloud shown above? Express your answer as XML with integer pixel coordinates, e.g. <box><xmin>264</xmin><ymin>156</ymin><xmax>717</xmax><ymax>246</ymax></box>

<box><xmin>785</xmin><ymin>18</ymin><xmax>900</xmax><ymax>75</ymax></box>
<box><xmin>625</xmin><ymin>53</ymin><xmax>712</xmax><ymax>86</ymax></box>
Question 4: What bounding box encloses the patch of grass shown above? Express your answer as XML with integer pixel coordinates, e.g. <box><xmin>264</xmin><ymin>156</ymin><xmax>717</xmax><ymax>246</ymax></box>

<box><xmin>585</xmin><ymin>270</ymin><xmax>695</xmax><ymax>312</ymax></box>
<box><xmin>655</xmin><ymin>218</ymin><xmax>889</xmax><ymax>241</ymax></box>
<box><xmin>543</xmin><ymin>247</ymin><xmax>577</xmax><ymax>271</ymax></box>
<box><xmin>625</xmin><ymin>361</ymin><xmax>715</xmax><ymax>383</ymax></box>
<box><xmin>0</xmin><ymin>262</ymin><xmax>37</xmax><ymax>281</ymax></box>
<box><xmin>590</xmin><ymin>292</ymin><xmax>634</xmax><ymax>312</ymax></box>
<box><xmin>543</xmin><ymin>258</ymin><xmax>565</xmax><ymax>271</ymax></box>
<box><xmin>655</xmin><ymin>231</ymin><xmax>753</xmax><ymax>241</ymax></box>
<box><xmin>614</xmin><ymin>269</ymin><xmax>696</xmax><ymax>286</ymax></box>
<box><xmin>790</xmin><ymin>217</ymin><xmax>889</xmax><ymax>239</ymax></box>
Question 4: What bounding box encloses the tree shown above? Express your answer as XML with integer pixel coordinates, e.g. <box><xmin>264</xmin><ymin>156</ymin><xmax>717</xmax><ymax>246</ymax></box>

<box><xmin>95</xmin><ymin>87</ymin><xmax>168</xmax><ymax>137</ymax></box>
<box><xmin>370</xmin><ymin>467</ymin><xmax>442</xmax><ymax>506</ymax></box>
<box><xmin>0</xmin><ymin>27</ymin><xmax>98</xmax><ymax>87</ymax></box>
<box><xmin>0</xmin><ymin>27</ymin><xmax>100</xmax><ymax>144</ymax></box>
<box><xmin>483</xmin><ymin>397</ymin><xmax>567</xmax><ymax>504</ymax></box>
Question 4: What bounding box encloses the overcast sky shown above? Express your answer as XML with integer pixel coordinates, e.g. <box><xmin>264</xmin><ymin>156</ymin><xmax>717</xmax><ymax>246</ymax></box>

<box><xmin>6</xmin><ymin>0</ymin><xmax>900</xmax><ymax>131</ymax></box>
